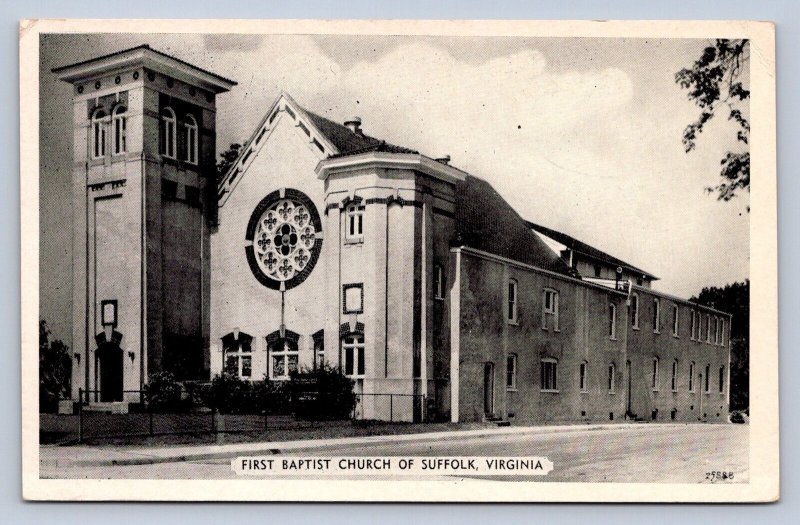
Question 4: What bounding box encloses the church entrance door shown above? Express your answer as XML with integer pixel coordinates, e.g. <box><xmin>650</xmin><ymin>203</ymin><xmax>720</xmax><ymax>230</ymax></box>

<box><xmin>97</xmin><ymin>343</ymin><xmax>123</xmax><ymax>402</ymax></box>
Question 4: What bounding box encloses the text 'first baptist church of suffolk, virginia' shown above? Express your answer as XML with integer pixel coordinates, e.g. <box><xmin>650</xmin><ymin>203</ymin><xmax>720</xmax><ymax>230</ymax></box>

<box><xmin>53</xmin><ymin>45</ymin><xmax>733</xmax><ymax>424</ymax></box>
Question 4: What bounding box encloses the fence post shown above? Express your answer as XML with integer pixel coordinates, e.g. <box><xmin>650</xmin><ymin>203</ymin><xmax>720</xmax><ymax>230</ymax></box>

<box><xmin>148</xmin><ymin>398</ymin><xmax>154</xmax><ymax>437</ymax></box>
<box><xmin>77</xmin><ymin>388</ymin><xmax>83</xmax><ymax>443</ymax></box>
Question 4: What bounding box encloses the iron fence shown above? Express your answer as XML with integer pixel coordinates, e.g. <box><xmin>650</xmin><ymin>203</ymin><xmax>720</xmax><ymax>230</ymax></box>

<box><xmin>40</xmin><ymin>388</ymin><xmax>427</xmax><ymax>443</ymax></box>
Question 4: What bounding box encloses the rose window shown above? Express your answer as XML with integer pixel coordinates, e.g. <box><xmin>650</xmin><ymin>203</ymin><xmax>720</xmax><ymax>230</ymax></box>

<box><xmin>246</xmin><ymin>190</ymin><xmax>322</xmax><ymax>291</ymax></box>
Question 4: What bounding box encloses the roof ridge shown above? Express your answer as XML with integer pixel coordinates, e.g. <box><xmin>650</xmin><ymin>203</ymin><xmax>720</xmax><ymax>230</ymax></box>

<box><xmin>526</xmin><ymin>219</ymin><xmax>657</xmax><ymax>279</ymax></box>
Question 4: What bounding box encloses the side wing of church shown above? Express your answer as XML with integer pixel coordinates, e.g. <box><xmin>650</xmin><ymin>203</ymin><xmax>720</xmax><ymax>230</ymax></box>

<box><xmin>55</xmin><ymin>47</ymin><xmax>733</xmax><ymax>425</ymax></box>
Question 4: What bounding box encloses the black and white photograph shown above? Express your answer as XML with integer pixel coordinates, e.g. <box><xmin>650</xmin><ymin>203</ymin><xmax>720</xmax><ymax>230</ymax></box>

<box><xmin>21</xmin><ymin>19</ymin><xmax>778</xmax><ymax>502</ymax></box>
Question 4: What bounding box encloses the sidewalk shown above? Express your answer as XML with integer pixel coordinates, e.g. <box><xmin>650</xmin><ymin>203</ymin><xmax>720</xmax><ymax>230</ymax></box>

<box><xmin>40</xmin><ymin>422</ymin><xmax>684</xmax><ymax>468</ymax></box>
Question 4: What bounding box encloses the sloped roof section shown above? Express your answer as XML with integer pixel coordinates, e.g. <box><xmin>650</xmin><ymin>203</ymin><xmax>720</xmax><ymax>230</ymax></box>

<box><xmin>300</xmin><ymin>109</ymin><xmax>418</xmax><ymax>157</ymax></box>
<box><xmin>527</xmin><ymin>220</ymin><xmax>658</xmax><ymax>280</ymax></box>
<box><xmin>455</xmin><ymin>176</ymin><xmax>576</xmax><ymax>276</ymax></box>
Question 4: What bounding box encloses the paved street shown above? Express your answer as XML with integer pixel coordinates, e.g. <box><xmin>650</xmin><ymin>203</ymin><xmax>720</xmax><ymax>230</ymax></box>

<box><xmin>41</xmin><ymin>423</ymin><xmax>748</xmax><ymax>483</ymax></box>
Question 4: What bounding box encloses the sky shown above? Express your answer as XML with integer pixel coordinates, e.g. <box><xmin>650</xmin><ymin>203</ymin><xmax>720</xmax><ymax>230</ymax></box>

<box><xmin>39</xmin><ymin>33</ymin><xmax>750</xmax><ymax>346</ymax></box>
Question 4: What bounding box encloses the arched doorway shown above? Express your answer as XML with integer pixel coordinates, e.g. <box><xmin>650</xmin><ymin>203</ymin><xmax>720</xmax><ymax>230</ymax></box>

<box><xmin>97</xmin><ymin>342</ymin><xmax>123</xmax><ymax>402</ymax></box>
<box><xmin>483</xmin><ymin>362</ymin><xmax>495</xmax><ymax>417</ymax></box>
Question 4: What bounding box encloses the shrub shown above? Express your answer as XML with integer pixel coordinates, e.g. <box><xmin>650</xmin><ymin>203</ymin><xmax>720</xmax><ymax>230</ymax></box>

<box><xmin>289</xmin><ymin>365</ymin><xmax>355</xmax><ymax>421</ymax></box>
<box><xmin>198</xmin><ymin>374</ymin><xmax>268</xmax><ymax>414</ymax></box>
<box><xmin>143</xmin><ymin>371</ymin><xmax>183</xmax><ymax>412</ymax></box>
<box><xmin>39</xmin><ymin>320</ymin><xmax>71</xmax><ymax>413</ymax></box>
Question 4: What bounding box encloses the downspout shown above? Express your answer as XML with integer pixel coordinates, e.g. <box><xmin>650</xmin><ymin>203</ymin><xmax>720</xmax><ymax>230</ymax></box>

<box><xmin>140</xmin><ymin>151</ymin><xmax>147</xmax><ymax>395</ymax></box>
<box><xmin>384</xmin><ymin>201</ymin><xmax>389</xmax><ymax>377</ymax></box>
<box><xmin>449</xmin><ymin>247</ymin><xmax>462</xmax><ymax>422</ymax></box>
<box><xmin>420</xmin><ymin>200</ymin><xmax>428</xmax><ymax>400</ymax></box>
<box><xmin>84</xmin><ymin>159</ymin><xmax>90</xmax><ymax>402</ymax></box>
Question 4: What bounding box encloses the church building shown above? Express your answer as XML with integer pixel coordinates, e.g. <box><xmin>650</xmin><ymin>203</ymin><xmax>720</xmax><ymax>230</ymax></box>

<box><xmin>55</xmin><ymin>46</ymin><xmax>732</xmax><ymax>424</ymax></box>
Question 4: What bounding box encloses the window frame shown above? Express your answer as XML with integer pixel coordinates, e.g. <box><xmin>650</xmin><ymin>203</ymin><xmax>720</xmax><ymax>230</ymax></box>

<box><xmin>706</xmin><ymin>313</ymin><xmax>712</xmax><ymax>343</ymax></box>
<box><xmin>579</xmin><ymin>361</ymin><xmax>588</xmax><ymax>393</ymax></box>
<box><xmin>111</xmin><ymin>105</ymin><xmax>126</xmax><ymax>156</ymax></box>
<box><xmin>718</xmin><ymin>366</ymin><xmax>725</xmax><ymax>394</ymax></box>
<box><xmin>342</xmin><ymin>334</ymin><xmax>366</xmax><ymax>378</ymax></box>
<box><xmin>704</xmin><ymin>364</ymin><xmax>711</xmax><ymax>393</ymax></box>
<box><xmin>688</xmin><ymin>362</ymin><xmax>695</xmax><ymax>392</ymax></box>
<box><xmin>690</xmin><ymin>309</ymin><xmax>696</xmax><ymax>340</ymax></box>
<box><xmin>342</xmin><ymin>283</ymin><xmax>364</xmax><ymax>314</ymax></box>
<box><xmin>223</xmin><ymin>335</ymin><xmax>253</xmax><ymax>380</ymax></box>
<box><xmin>651</xmin><ymin>356</ymin><xmax>660</xmax><ymax>391</ymax></box>
<box><xmin>91</xmin><ymin>108</ymin><xmax>108</xmax><ymax>159</ymax></box>
<box><xmin>268</xmin><ymin>339</ymin><xmax>299</xmax><ymax>381</ymax></box>
<box><xmin>184</xmin><ymin>113</ymin><xmax>199</xmax><ymax>165</ymax></box>
<box><xmin>160</xmin><ymin>106</ymin><xmax>177</xmax><ymax>159</ymax></box>
<box><xmin>672</xmin><ymin>304</ymin><xmax>680</xmax><ymax>337</ymax></box>
<box><xmin>630</xmin><ymin>293</ymin><xmax>640</xmax><ymax>329</ymax></box>
<box><xmin>314</xmin><ymin>337</ymin><xmax>325</xmax><ymax>370</ymax></box>
<box><xmin>541</xmin><ymin>288</ymin><xmax>560</xmax><ymax>331</ymax></box>
<box><xmin>540</xmin><ymin>357</ymin><xmax>558</xmax><ymax>393</ymax></box>
<box><xmin>671</xmin><ymin>359</ymin><xmax>679</xmax><ymax>392</ymax></box>
<box><xmin>507</xmin><ymin>278</ymin><xmax>518</xmax><ymax>325</ymax></box>
<box><xmin>344</xmin><ymin>203</ymin><xmax>365</xmax><ymax>243</ymax></box>
<box><xmin>653</xmin><ymin>297</ymin><xmax>661</xmax><ymax>334</ymax></box>
<box><xmin>720</xmin><ymin>318</ymin><xmax>726</xmax><ymax>346</ymax></box>
<box><xmin>506</xmin><ymin>354</ymin><xmax>518</xmax><ymax>391</ymax></box>
<box><xmin>608</xmin><ymin>303</ymin><xmax>617</xmax><ymax>340</ymax></box>
<box><xmin>608</xmin><ymin>362</ymin><xmax>616</xmax><ymax>394</ymax></box>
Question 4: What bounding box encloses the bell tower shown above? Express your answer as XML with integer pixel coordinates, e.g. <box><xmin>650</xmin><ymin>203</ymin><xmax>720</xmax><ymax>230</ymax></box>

<box><xmin>54</xmin><ymin>46</ymin><xmax>236</xmax><ymax>403</ymax></box>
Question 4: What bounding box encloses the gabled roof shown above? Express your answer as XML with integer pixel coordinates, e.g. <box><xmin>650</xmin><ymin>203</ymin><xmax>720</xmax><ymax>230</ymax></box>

<box><xmin>526</xmin><ymin>220</ymin><xmax>658</xmax><ymax>280</ymax></box>
<box><xmin>219</xmin><ymin>92</ymin><xmax>577</xmax><ymax>278</ymax></box>
<box><xmin>301</xmin><ymin>110</ymin><xmax>418</xmax><ymax>157</ymax></box>
<box><xmin>455</xmin><ymin>177</ymin><xmax>576</xmax><ymax>276</ymax></box>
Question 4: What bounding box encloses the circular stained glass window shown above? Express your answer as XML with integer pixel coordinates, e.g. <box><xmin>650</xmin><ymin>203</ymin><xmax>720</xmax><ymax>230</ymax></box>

<box><xmin>245</xmin><ymin>189</ymin><xmax>322</xmax><ymax>291</ymax></box>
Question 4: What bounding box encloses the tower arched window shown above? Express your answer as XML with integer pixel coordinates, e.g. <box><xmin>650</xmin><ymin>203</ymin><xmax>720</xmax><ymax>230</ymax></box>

<box><xmin>112</xmin><ymin>105</ymin><xmax>127</xmax><ymax>155</ymax></box>
<box><xmin>184</xmin><ymin>113</ymin><xmax>198</xmax><ymax>164</ymax></box>
<box><xmin>91</xmin><ymin>108</ymin><xmax>108</xmax><ymax>159</ymax></box>
<box><xmin>160</xmin><ymin>107</ymin><xmax>176</xmax><ymax>159</ymax></box>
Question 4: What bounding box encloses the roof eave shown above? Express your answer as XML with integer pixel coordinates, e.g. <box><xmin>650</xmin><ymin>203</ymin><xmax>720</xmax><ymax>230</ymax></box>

<box><xmin>53</xmin><ymin>47</ymin><xmax>236</xmax><ymax>94</ymax></box>
<box><xmin>316</xmin><ymin>152</ymin><xmax>468</xmax><ymax>185</ymax></box>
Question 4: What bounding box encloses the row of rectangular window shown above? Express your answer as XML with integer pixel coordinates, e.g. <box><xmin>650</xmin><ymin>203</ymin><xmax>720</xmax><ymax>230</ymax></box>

<box><xmin>503</xmin><ymin>280</ymin><xmax>728</xmax><ymax>346</ymax></box>
<box><xmin>630</xmin><ymin>294</ymin><xmax>727</xmax><ymax>346</ymax></box>
<box><xmin>222</xmin><ymin>335</ymin><xmax>363</xmax><ymax>380</ymax></box>
<box><xmin>651</xmin><ymin>358</ymin><xmax>724</xmax><ymax>394</ymax></box>
<box><xmin>505</xmin><ymin>355</ymin><xmax>725</xmax><ymax>395</ymax></box>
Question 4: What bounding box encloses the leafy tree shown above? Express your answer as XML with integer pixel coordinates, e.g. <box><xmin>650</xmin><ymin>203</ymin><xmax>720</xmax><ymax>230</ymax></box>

<box><xmin>39</xmin><ymin>320</ymin><xmax>71</xmax><ymax>412</ymax></box>
<box><xmin>690</xmin><ymin>280</ymin><xmax>749</xmax><ymax>410</ymax></box>
<box><xmin>215</xmin><ymin>143</ymin><xmax>243</xmax><ymax>185</ymax></box>
<box><xmin>676</xmin><ymin>39</ymin><xmax>750</xmax><ymax>205</ymax></box>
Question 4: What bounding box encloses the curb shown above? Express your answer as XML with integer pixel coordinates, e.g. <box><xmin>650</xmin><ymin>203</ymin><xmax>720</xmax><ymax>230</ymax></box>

<box><xmin>41</xmin><ymin>422</ymin><xmax>700</xmax><ymax>468</ymax></box>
